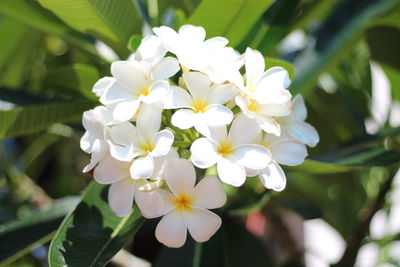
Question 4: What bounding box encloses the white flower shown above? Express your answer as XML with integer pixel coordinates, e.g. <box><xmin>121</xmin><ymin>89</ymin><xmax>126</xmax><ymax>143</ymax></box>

<box><xmin>80</xmin><ymin>106</ymin><xmax>116</xmax><ymax>172</ymax></box>
<box><xmin>279</xmin><ymin>95</ymin><xmax>319</xmax><ymax>147</ymax></box>
<box><xmin>153</xmin><ymin>158</ymin><xmax>226</xmax><ymax>248</ymax></box>
<box><xmin>190</xmin><ymin>114</ymin><xmax>272</xmax><ymax>187</ymax></box>
<box><xmin>202</xmin><ymin>46</ymin><xmax>244</xmax><ymax>85</ymax></box>
<box><xmin>253</xmin><ymin>133</ymin><xmax>308</xmax><ymax>191</ymax></box>
<box><xmin>99</xmin><ymin>55</ymin><xmax>179</xmax><ymax>121</ymax></box>
<box><xmin>108</xmin><ymin>104</ymin><xmax>174</xmax><ymax>179</ymax></box>
<box><xmin>128</xmin><ymin>35</ymin><xmax>166</xmax><ymax>64</ymax></box>
<box><xmin>94</xmin><ymin>150</ymin><xmax>179</xmax><ymax>217</ymax></box>
<box><xmin>153</xmin><ymin>24</ymin><xmax>228</xmax><ymax>71</ymax></box>
<box><xmin>235</xmin><ymin>48</ymin><xmax>292</xmax><ymax>135</ymax></box>
<box><xmin>164</xmin><ymin>72</ymin><xmax>237</xmax><ymax>135</ymax></box>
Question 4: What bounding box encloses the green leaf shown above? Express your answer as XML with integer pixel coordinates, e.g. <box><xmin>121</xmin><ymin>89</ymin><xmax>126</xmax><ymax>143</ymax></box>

<box><xmin>224</xmin><ymin>222</ymin><xmax>276</xmax><ymax>267</ymax></box>
<box><xmin>38</xmin><ymin>0</ymin><xmax>142</xmax><ymax>54</ymax></box>
<box><xmin>0</xmin><ymin>0</ymin><xmax>95</xmax><ymax>55</ymax></box>
<box><xmin>288</xmin><ymin>159</ymin><xmax>362</xmax><ymax>174</ymax></box>
<box><xmin>290</xmin><ymin>0</ymin><xmax>400</xmax><ymax>97</ymax></box>
<box><xmin>0</xmin><ymin>100</ymin><xmax>95</xmax><ymax>139</ymax></box>
<box><xmin>127</xmin><ymin>34</ymin><xmax>142</xmax><ymax>52</ymax></box>
<box><xmin>48</xmin><ymin>182</ymin><xmax>145</xmax><ymax>267</ymax></box>
<box><xmin>0</xmin><ymin>197</ymin><xmax>79</xmax><ymax>265</ymax></box>
<box><xmin>187</xmin><ymin>0</ymin><xmax>275</xmax><ymax>47</ymax></box>
<box><xmin>44</xmin><ymin>63</ymin><xmax>100</xmax><ymax>100</ymax></box>
<box><xmin>0</xmin><ymin>18</ymin><xmax>30</xmax><ymax>70</ymax></box>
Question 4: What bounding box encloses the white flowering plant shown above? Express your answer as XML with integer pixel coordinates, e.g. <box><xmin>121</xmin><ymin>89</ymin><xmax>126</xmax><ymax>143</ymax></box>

<box><xmin>80</xmin><ymin>24</ymin><xmax>319</xmax><ymax>248</ymax></box>
<box><xmin>1</xmin><ymin>0</ymin><xmax>400</xmax><ymax>266</ymax></box>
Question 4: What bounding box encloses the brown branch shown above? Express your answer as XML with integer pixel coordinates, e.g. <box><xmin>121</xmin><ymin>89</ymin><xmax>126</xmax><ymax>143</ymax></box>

<box><xmin>333</xmin><ymin>168</ymin><xmax>397</xmax><ymax>267</ymax></box>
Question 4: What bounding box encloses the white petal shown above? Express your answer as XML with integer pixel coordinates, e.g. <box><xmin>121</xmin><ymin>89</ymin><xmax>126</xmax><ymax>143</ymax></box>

<box><xmin>110</xmin><ymin>122</ymin><xmax>136</xmax><ymax>147</ymax></box>
<box><xmin>111</xmin><ymin>61</ymin><xmax>147</xmax><ymax>91</ymax></box>
<box><xmin>258</xmin><ymin>101</ymin><xmax>292</xmax><ymax>117</ymax></box>
<box><xmin>207</xmin><ymin>83</ymin><xmax>237</xmax><ymax>104</ymax></box>
<box><xmin>202</xmin><ymin>105</ymin><xmax>233</xmax><ymax>126</ymax></box>
<box><xmin>255</xmin><ymin>115</ymin><xmax>281</xmax><ymax>136</ymax></box>
<box><xmin>217</xmin><ymin>157</ymin><xmax>246</xmax><ymax>187</ymax></box>
<box><xmin>179</xmin><ymin>25</ymin><xmax>206</xmax><ymax>44</ymax></box>
<box><xmin>164</xmin><ymin>86</ymin><xmax>192</xmax><ymax>109</ymax></box>
<box><xmin>142</xmin><ymin>80</ymin><xmax>170</xmax><ymax>104</ymax></box>
<box><xmin>270</xmin><ymin>140</ymin><xmax>307</xmax><ymax>166</ymax></box>
<box><xmin>171</xmin><ymin>109</ymin><xmax>196</xmax><ymax>129</ymax></box>
<box><xmin>135</xmin><ymin>184</ymin><xmax>164</xmax><ymax>218</ymax></box>
<box><xmin>234</xmin><ymin>144</ymin><xmax>271</xmax><ymax>171</ymax></box>
<box><xmin>93</xmin><ymin>77</ymin><xmax>114</xmax><ymax>97</ymax></box>
<box><xmin>183</xmin><ymin>72</ymin><xmax>210</xmax><ymax>100</ymax></box>
<box><xmin>153</xmin><ymin>26</ymin><xmax>180</xmax><ymax>54</ymax></box>
<box><xmin>80</xmin><ymin>132</ymin><xmax>92</xmax><ymax>153</ymax></box>
<box><xmin>100</xmin><ymin>81</ymin><xmax>132</xmax><ymax>105</ymax></box>
<box><xmin>227</xmin><ymin>114</ymin><xmax>261</xmax><ymax>145</ymax></box>
<box><xmin>193</xmin><ymin>175</ymin><xmax>226</xmax><ymax>209</ymax></box>
<box><xmin>202</xmin><ymin>125</ymin><xmax>227</xmax><ymax>143</ymax></box>
<box><xmin>108</xmin><ymin>179</ymin><xmax>135</xmax><ymax>217</ymax></box>
<box><xmin>287</xmin><ymin>122</ymin><xmax>319</xmax><ymax>147</ymax></box>
<box><xmin>137</xmin><ymin>104</ymin><xmax>161</xmax><ymax>140</ymax></box>
<box><xmin>151</xmin><ymin>149</ymin><xmax>179</xmax><ymax>180</ymax></box>
<box><xmin>255</xmin><ymin>67</ymin><xmax>291</xmax><ymax>104</ymax></box>
<box><xmin>203</xmin><ymin>36</ymin><xmax>229</xmax><ymax>49</ymax></box>
<box><xmin>259</xmin><ymin>161</ymin><xmax>286</xmax><ymax>191</ymax></box>
<box><xmin>151</xmin><ymin>57</ymin><xmax>180</xmax><ymax>80</ymax></box>
<box><xmin>156</xmin><ymin>211</ymin><xmax>187</xmax><ymax>248</ymax></box>
<box><xmin>130</xmin><ymin>155</ymin><xmax>154</xmax><ymax>179</ymax></box>
<box><xmin>109</xmin><ymin>142</ymin><xmax>135</xmax><ymax>161</ymax></box>
<box><xmin>185</xmin><ymin>208</ymin><xmax>222</xmax><ymax>242</ymax></box>
<box><xmin>94</xmin><ymin>155</ymin><xmax>129</xmax><ymax>184</ymax></box>
<box><xmin>190</xmin><ymin>138</ymin><xmax>219</xmax><ymax>169</ymax></box>
<box><xmin>164</xmin><ymin>158</ymin><xmax>196</xmax><ymax>196</ymax></box>
<box><xmin>151</xmin><ymin>129</ymin><xmax>174</xmax><ymax>157</ymax></box>
<box><xmin>137</xmin><ymin>35</ymin><xmax>166</xmax><ymax>61</ymax></box>
<box><xmin>245</xmin><ymin>48</ymin><xmax>265</xmax><ymax>88</ymax></box>
<box><xmin>83</xmin><ymin>139</ymin><xmax>108</xmax><ymax>172</ymax></box>
<box><xmin>292</xmin><ymin>94</ymin><xmax>307</xmax><ymax>121</ymax></box>
<box><xmin>113</xmin><ymin>100</ymin><xmax>140</xmax><ymax>122</ymax></box>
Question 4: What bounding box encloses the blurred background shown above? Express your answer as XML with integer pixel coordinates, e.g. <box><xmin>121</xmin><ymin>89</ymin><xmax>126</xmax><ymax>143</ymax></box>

<box><xmin>0</xmin><ymin>0</ymin><xmax>400</xmax><ymax>266</ymax></box>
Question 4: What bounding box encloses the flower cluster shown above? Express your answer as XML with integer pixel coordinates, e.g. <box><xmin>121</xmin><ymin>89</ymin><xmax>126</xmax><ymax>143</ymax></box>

<box><xmin>80</xmin><ymin>25</ymin><xmax>319</xmax><ymax>248</ymax></box>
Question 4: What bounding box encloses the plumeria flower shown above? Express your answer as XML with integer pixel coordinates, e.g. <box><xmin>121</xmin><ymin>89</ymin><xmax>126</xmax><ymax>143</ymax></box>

<box><xmin>80</xmin><ymin>106</ymin><xmax>116</xmax><ymax>172</ymax></box>
<box><xmin>153</xmin><ymin>158</ymin><xmax>226</xmax><ymax>248</ymax></box>
<box><xmin>235</xmin><ymin>48</ymin><xmax>292</xmax><ymax>135</ymax></box>
<box><xmin>94</xmin><ymin>150</ymin><xmax>179</xmax><ymax>217</ymax></box>
<box><xmin>164</xmin><ymin>71</ymin><xmax>237</xmax><ymax>135</ymax></box>
<box><xmin>191</xmin><ymin>114</ymin><xmax>272</xmax><ymax>187</ymax></box>
<box><xmin>99</xmin><ymin>55</ymin><xmax>179</xmax><ymax>121</ymax></box>
<box><xmin>128</xmin><ymin>35</ymin><xmax>166</xmax><ymax>64</ymax></box>
<box><xmin>108</xmin><ymin>104</ymin><xmax>174</xmax><ymax>179</ymax></box>
<box><xmin>279</xmin><ymin>95</ymin><xmax>319</xmax><ymax>147</ymax></box>
<box><xmin>250</xmin><ymin>133</ymin><xmax>308</xmax><ymax>191</ymax></box>
<box><xmin>153</xmin><ymin>24</ymin><xmax>229</xmax><ymax>71</ymax></box>
<box><xmin>202</xmin><ymin>46</ymin><xmax>243</xmax><ymax>85</ymax></box>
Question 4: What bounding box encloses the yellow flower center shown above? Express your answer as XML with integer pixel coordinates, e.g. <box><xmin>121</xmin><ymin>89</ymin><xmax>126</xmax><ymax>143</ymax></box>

<box><xmin>137</xmin><ymin>86</ymin><xmax>150</xmax><ymax>97</ymax></box>
<box><xmin>217</xmin><ymin>142</ymin><xmax>233</xmax><ymax>157</ymax></box>
<box><xmin>247</xmin><ymin>99</ymin><xmax>259</xmax><ymax>112</ymax></box>
<box><xmin>192</xmin><ymin>100</ymin><xmax>208</xmax><ymax>113</ymax></box>
<box><xmin>172</xmin><ymin>194</ymin><xmax>193</xmax><ymax>212</ymax></box>
<box><xmin>140</xmin><ymin>141</ymin><xmax>154</xmax><ymax>153</ymax></box>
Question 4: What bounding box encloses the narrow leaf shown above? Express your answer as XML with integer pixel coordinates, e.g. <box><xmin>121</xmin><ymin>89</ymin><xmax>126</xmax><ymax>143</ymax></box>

<box><xmin>0</xmin><ymin>197</ymin><xmax>79</xmax><ymax>265</ymax></box>
<box><xmin>0</xmin><ymin>100</ymin><xmax>95</xmax><ymax>139</ymax></box>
